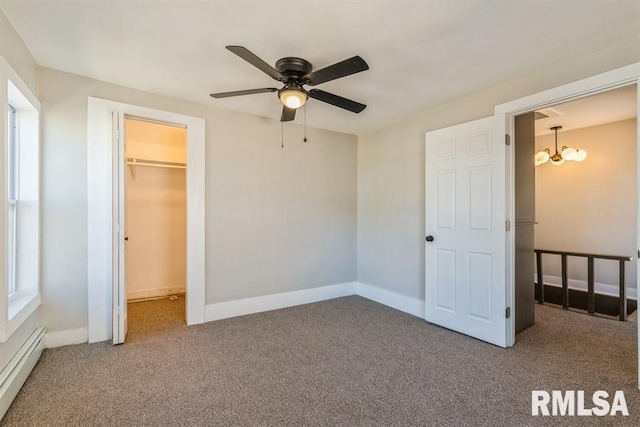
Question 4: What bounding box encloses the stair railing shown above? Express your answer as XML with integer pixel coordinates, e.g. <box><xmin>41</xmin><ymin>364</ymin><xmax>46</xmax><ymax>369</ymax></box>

<box><xmin>534</xmin><ymin>249</ymin><xmax>632</xmax><ymax>321</ymax></box>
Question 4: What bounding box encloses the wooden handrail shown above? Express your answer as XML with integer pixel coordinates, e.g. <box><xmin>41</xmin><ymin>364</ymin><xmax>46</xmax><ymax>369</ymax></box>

<box><xmin>534</xmin><ymin>249</ymin><xmax>632</xmax><ymax>321</ymax></box>
<box><xmin>535</xmin><ymin>249</ymin><xmax>631</xmax><ymax>262</ymax></box>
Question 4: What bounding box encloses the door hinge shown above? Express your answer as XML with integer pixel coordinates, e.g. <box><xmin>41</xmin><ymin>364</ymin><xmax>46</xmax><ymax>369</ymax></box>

<box><xmin>505</xmin><ymin>134</ymin><xmax>511</xmax><ymax>146</ymax></box>
<box><xmin>505</xmin><ymin>307</ymin><xmax>511</xmax><ymax>319</ymax></box>
<box><xmin>505</xmin><ymin>220</ymin><xmax>511</xmax><ymax>232</ymax></box>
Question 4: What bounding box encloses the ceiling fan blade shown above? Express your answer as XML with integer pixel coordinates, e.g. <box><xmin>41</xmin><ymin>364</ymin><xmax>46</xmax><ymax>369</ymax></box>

<box><xmin>304</xmin><ymin>56</ymin><xmax>369</xmax><ymax>86</ymax></box>
<box><xmin>281</xmin><ymin>106</ymin><xmax>296</xmax><ymax>122</ymax></box>
<box><xmin>309</xmin><ymin>89</ymin><xmax>366</xmax><ymax>113</ymax></box>
<box><xmin>226</xmin><ymin>46</ymin><xmax>286</xmax><ymax>82</ymax></box>
<box><xmin>209</xmin><ymin>88</ymin><xmax>278</xmax><ymax>98</ymax></box>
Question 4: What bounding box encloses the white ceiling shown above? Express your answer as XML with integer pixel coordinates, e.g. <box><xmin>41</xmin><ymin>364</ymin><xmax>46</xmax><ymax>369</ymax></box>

<box><xmin>535</xmin><ymin>84</ymin><xmax>638</xmax><ymax>137</ymax></box>
<box><xmin>1</xmin><ymin>0</ymin><xmax>638</xmax><ymax>135</ymax></box>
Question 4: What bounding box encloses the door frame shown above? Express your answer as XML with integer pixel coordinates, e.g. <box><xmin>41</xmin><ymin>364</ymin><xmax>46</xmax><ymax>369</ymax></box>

<box><xmin>495</xmin><ymin>63</ymin><xmax>639</xmax><ymax>353</ymax></box>
<box><xmin>113</xmin><ymin>110</ymin><xmax>125</xmax><ymax>344</ymax></box>
<box><xmin>87</xmin><ymin>97</ymin><xmax>206</xmax><ymax>343</ymax></box>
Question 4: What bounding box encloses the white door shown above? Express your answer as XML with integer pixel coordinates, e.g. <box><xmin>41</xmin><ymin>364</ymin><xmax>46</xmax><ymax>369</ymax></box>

<box><xmin>112</xmin><ymin>111</ymin><xmax>128</xmax><ymax>344</ymax></box>
<box><xmin>425</xmin><ymin>115</ymin><xmax>508</xmax><ymax>347</ymax></box>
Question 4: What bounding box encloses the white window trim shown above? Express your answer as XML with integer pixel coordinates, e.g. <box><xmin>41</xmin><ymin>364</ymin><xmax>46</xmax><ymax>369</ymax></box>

<box><xmin>0</xmin><ymin>57</ymin><xmax>41</xmax><ymax>343</ymax></box>
<box><xmin>7</xmin><ymin>104</ymin><xmax>17</xmax><ymax>297</ymax></box>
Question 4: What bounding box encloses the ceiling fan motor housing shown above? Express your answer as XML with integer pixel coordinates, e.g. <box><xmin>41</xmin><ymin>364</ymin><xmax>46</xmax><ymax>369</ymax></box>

<box><xmin>275</xmin><ymin>57</ymin><xmax>313</xmax><ymax>80</ymax></box>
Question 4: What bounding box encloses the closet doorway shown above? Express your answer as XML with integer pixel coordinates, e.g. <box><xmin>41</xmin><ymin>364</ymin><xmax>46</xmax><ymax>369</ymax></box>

<box><xmin>124</xmin><ymin>117</ymin><xmax>187</xmax><ymax>333</ymax></box>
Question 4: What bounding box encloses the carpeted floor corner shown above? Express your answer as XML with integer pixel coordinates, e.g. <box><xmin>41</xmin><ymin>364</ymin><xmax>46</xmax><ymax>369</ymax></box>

<box><xmin>1</xmin><ymin>295</ymin><xmax>638</xmax><ymax>426</ymax></box>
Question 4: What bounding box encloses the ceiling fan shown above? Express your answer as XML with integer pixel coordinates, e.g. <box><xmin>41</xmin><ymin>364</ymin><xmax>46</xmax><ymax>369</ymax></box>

<box><xmin>210</xmin><ymin>46</ymin><xmax>369</xmax><ymax>122</ymax></box>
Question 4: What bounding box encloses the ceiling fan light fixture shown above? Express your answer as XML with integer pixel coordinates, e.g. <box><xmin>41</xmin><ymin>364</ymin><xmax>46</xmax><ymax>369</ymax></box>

<box><xmin>279</xmin><ymin>88</ymin><xmax>308</xmax><ymax>109</ymax></box>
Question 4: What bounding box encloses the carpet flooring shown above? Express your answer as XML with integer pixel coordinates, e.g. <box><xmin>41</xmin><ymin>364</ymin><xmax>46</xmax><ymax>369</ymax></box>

<box><xmin>1</xmin><ymin>296</ymin><xmax>638</xmax><ymax>426</ymax></box>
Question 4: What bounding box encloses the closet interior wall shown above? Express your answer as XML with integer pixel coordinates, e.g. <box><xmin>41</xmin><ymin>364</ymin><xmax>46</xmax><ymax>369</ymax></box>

<box><xmin>125</xmin><ymin>118</ymin><xmax>187</xmax><ymax>301</ymax></box>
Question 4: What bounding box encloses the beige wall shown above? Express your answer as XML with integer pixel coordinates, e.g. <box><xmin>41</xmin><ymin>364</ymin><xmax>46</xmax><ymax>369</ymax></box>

<box><xmin>39</xmin><ymin>67</ymin><xmax>358</xmax><ymax>332</ymax></box>
<box><xmin>125</xmin><ymin>120</ymin><xmax>187</xmax><ymax>300</ymax></box>
<box><xmin>126</xmin><ymin>167</ymin><xmax>187</xmax><ymax>300</ymax></box>
<box><xmin>0</xmin><ymin>10</ymin><xmax>37</xmax><ymax>95</ymax></box>
<box><xmin>126</xmin><ymin>119</ymin><xmax>187</xmax><ymax>163</ymax></box>
<box><xmin>357</xmin><ymin>41</ymin><xmax>639</xmax><ymax>301</ymax></box>
<box><xmin>0</xmin><ymin>9</ymin><xmax>38</xmax><ymax>371</ymax></box>
<box><xmin>535</xmin><ymin>119</ymin><xmax>637</xmax><ymax>290</ymax></box>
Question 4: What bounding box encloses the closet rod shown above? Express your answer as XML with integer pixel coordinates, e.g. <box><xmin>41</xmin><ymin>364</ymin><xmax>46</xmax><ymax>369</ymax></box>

<box><xmin>124</xmin><ymin>114</ymin><xmax>187</xmax><ymax>129</ymax></box>
<box><xmin>127</xmin><ymin>158</ymin><xmax>186</xmax><ymax>169</ymax></box>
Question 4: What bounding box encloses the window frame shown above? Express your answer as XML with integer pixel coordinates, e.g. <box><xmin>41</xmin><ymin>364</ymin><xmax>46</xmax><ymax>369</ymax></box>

<box><xmin>1</xmin><ymin>57</ymin><xmax>40</xmax><ymax>343</ymax></box>
<box><xmin>7</xmin><ymin>103</ymin><xmax>18</xmax><ymax>298</ymax></box>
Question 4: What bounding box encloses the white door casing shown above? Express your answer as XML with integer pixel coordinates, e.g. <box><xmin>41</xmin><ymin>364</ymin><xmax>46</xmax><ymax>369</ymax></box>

<box><xmin>88</xmin><ymin>97</ymin><xmax>206</xmax><ymax>344</ymax></box>
<box><xmin>495</xmin><ymin>62</ymin><xmax>639</xmax><ymax>362</ymax></box>
<box><xmin>425</xmin><ymin>114</ymin><xmax>508</xmax><ymax>348</ymax></box>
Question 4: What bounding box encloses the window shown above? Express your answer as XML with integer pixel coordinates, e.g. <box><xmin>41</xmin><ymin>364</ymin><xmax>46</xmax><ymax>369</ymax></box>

<box><xmin>1</xmin><ymin>58</ymin><xmax>40</xmax><ymax>342</ymax></box>
<box><xmin>7</xmin><ymin>104</ymin><xmax>18</xmax><ymax>297</ymax></box>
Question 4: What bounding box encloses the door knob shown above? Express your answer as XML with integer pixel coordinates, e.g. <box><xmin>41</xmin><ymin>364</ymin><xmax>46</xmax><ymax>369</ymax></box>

<box><xmin>426</xmin><ymin>235</ymin><xmax>434</xmax><ymax>242</ymax></box>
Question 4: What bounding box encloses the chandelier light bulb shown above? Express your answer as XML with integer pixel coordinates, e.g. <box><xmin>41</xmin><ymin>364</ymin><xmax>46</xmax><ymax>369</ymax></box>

<box><xmin>561</xmin><ymin>146</ymin><xmax>578</xmax><ymax>161</ymax></box>
<box><xmin>535</xmin><ymin>149</ymin><xmax>550</xmax><ymax>166</ymax></box>
<box><xmin>574</xmin><ymin>149</ymin><xmax>588</xmax><ymax>162</ymax></box>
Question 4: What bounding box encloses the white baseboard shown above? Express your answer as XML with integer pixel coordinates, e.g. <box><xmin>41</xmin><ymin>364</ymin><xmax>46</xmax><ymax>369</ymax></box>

<box><xmin>356</xmin><ymin>282</ymin><xmax>424</xmax><ymax>318</ymax></box>
<box><xmin>205</xmin><ymin>282</ymin><xmax>358</xmax><ymax>322</ymax></box>
<box><xmin>537</xmin><ymin>274</ymin><xmax>637</xmax><ymax>300</ymax></box>
<box><xmin>0</xmin><ymin>327</ymin><xmax>45</xmax><ymax>420</ymax></box>
<box><xmin>127</xmin><ymin>286</ymin><xmax>185</xmax><ymax>301</ymax></box>
<box><xmin>44</xmin><ymin>327</ymin><xmax>88</xmax><ymax>349</ymax></box>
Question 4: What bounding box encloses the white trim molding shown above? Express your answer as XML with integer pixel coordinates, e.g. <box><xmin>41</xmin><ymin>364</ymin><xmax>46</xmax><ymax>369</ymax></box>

<box><xmin>44</xmin><ymin>327</ymin><xmax>88</xmax><ymax>349</ymax></box>
<box><xmin>205</xmin><ymin>282</ymin><xmax>357</xmax><ymax>322</ymax></box>
<box><xmin>495</xmin><ymin>62</ymin><xmax>639</xmax><ymax>115</ymax></box>
<box><xmin>356</xmin><ymin>282</ymin><xmax>424</xmax><ymax>318</ymax></box>
<box><xmin>204</xmin><ymin>281</ymin><xmax>426</xmax><ymax>323</ymax></box>
<box><xmin>127</xmin><ymin>286</ymin><xmax>186</xmax><ymax>302</ymax></box>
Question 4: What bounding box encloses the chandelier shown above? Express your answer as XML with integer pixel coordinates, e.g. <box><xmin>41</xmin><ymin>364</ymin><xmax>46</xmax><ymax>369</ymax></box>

<box><xmin>535</xmin><ymin>125</ymin><xmax>587</xmax><ymax>166</ymax></box>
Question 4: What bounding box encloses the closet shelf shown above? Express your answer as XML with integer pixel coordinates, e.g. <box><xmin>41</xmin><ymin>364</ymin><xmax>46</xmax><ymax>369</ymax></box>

<box><xmin>127</xmin><ymin>158</ymin><xmax>186</xmax><ymax>179</ymax></box>
<box><xmin>126</xmin><ymin>157</ymin><xmax>186</xmax><ymax>169</ymax></box>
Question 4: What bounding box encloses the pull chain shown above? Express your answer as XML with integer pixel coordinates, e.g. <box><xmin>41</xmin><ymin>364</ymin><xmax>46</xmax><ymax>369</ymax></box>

<box><xmin>303</xmin><ymin>104</ymin><xmax>308</xmax><ymax>142</ymax></box>
<box><xmin>281</xmin><ymin>122</ymin><xmax>284</xmax><ymax>149</ymax></box>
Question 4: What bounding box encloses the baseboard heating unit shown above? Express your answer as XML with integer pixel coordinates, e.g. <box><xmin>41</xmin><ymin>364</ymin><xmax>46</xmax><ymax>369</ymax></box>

<box><xmin>0</xmin><ymin>327</ymin><xmax>45</xmax><ymax>419</ymax></box>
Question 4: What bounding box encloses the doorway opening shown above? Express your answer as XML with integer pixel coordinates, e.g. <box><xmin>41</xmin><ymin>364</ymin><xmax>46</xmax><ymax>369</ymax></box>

<box><xmin>87</xmin><ymin>97</ymin><xmax>205</xmax><ymax>344</ymax></box>
<box><xmin>514</xmin><ymin>84</ymin><xmax>638</xmax><ymax>334</ymax></box>
<box><xmin>124</xmin><ymin>117</ymin><xmax>188</xmax><ymax>336</ymax></box>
